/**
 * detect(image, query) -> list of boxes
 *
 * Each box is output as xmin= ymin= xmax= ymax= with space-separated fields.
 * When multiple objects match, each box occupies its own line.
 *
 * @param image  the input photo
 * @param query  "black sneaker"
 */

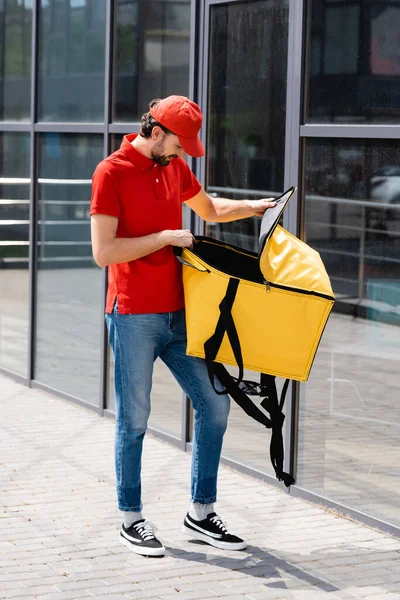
xmin=183 ymin=512 xmax=247 ymax=550
xmin=120 ymin=519 xmax=165 ymax=557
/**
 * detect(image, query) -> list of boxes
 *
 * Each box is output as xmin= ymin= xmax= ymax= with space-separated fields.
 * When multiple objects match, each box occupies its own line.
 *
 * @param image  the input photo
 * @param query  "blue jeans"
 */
xmin=105 ymin=306 xmax=230 ymax=511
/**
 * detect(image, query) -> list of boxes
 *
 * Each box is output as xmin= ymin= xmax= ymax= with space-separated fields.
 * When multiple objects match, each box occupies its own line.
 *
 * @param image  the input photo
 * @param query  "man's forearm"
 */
xmin=207 ymin=197 xmax=254 ymax=222
xmin=185 ymin=190 xmax=276 ymax=222
xmin=96 ymin=231 xmax=170 ymax=268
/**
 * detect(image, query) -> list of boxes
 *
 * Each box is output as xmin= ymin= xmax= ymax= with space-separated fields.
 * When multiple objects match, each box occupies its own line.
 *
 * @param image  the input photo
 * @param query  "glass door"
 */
xmin=198 ymin=0 xmax=291 ymax=475
xmin=201 ymin=0 xmax=289 ymax=250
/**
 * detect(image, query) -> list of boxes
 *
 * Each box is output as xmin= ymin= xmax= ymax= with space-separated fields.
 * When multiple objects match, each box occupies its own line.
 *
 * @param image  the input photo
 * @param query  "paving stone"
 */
xmin=0 ymin=581 xmax=24 ymax=591
xmin=4 ymin=585 xmax=62 ymax=597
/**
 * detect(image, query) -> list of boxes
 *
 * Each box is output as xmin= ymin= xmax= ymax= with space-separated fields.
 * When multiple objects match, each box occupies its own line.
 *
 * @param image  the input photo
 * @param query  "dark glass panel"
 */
xmin=305 ymin=139 xmax=400 ymax=307
xmin=0 ymin=0 xmax=32 ymax=120
xmin=113 ymin=0 xmax=190 ymax=122
xmin=35 ymin=133 xmax=104 ymax=404
xmin=297 ymin=138 xmax=400 ymax=527
xmin=0 ymin=132 xmax=30 ymax=376
xmin=39 ymin=0 xmax=106 ymax=121
xmin=307 ymin=0 xmax=400 ymax=123
xmin=206 ymin=0 xmax=289 ymax=255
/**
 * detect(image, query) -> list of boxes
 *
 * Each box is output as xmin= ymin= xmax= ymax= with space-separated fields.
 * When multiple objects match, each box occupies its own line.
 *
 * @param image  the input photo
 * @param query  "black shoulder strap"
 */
xmin=260 ymin=375 xmax=294 ymax=487
xmin=203 ymin=277 xmax=295 ymax=487
xmin=204 ymin=277 xmax=244 ymax=395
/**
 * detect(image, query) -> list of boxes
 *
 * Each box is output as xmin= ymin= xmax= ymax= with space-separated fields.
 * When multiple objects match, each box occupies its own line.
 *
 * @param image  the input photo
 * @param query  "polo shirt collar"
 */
xmin=121 ymin=134 xmax=154 ymax=171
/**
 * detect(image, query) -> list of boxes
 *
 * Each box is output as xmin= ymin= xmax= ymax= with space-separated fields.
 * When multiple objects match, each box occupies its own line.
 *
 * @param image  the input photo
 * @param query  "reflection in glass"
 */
xmin=0 ymin=1 xmax=32 ymax=120
xmin=35 ymin=134 xmax=104 ymax=404
xmin=298 ymin=139 xmax=400 ymax=526
xmin=0 ymin=133 xmax=30 ymax=376
xmin=39 ymin=0 xmax=106 ymax=121
xmin=205 ymin=1 xmax=289 ymax=476
xmin=206 ymin=0 xmax=289 ymax=252
xmin=307 ymin=0 xmax=400 ymax=123
xmin=305 ymin=139 xmax=400 ymax=310
xmin=113 ymin=0 xmax=190 ymax=122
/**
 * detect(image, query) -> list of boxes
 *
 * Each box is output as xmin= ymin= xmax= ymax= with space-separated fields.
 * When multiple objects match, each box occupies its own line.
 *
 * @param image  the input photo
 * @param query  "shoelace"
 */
xmin=210 ymin=514 xmax=228 ymax=533
xmin=133 ymin=520 xmax=157 ymax=541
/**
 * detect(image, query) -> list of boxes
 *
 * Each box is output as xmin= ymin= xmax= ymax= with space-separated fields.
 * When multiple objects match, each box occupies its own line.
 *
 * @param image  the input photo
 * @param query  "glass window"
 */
xmin=298 ymin=139 xmax=400 ymax=526
xmin=113 ymin=0 xmax=191 ymax=122
xmin=0 ymin=0 xmax=32 ymax=121
xmin=206 ymin=0 xmax=289 ymax=253
xmin=307 ymin=1 xmax=400 ymax=123
xmin=0 ymin=133 xmax=30 ymax=376
xmin=106 ymin=135 xmax=183 ymax=438
xmin=38 ymin=0 xmax=107 ymax=121
xmin=35 ymin=134 xmax=104 ymax=404
xmin=205 ymin=0 xmax=289 ymax=476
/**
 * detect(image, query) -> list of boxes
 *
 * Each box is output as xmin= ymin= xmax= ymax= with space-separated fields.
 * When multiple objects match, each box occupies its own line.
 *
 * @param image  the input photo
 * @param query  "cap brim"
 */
xmin=178 ymin=134 xmax=205 ymax=158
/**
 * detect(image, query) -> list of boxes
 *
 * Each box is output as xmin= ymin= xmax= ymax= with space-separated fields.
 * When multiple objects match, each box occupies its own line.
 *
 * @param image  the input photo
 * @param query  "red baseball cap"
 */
xmin=149 ymin=95 xmax=205 ymax=158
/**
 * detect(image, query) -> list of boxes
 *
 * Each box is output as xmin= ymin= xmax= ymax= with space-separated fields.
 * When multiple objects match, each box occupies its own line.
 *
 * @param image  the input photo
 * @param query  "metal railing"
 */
xmin=0 ymin=177 xmax=92 ymax=265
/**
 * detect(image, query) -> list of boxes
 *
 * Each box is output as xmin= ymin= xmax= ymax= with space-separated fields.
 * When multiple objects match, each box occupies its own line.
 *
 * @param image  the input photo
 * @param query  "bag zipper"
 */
xmin=262 ymin=277 xmax=334 ymax=301
xmin=189 ymin=238 xmax=335 ymax=302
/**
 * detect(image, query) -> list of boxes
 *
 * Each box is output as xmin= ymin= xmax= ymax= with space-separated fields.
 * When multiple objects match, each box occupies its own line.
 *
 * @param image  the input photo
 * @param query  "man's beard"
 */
xmin=151 ymin=138 xmax=178 ymax=167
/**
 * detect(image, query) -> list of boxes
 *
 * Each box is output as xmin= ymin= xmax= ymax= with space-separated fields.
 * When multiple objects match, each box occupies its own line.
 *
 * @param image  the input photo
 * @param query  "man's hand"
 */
xmin=247 ymin=198 xmax=277 ymax=216
xmin=165 ymin=229 xmax=195 ymax=248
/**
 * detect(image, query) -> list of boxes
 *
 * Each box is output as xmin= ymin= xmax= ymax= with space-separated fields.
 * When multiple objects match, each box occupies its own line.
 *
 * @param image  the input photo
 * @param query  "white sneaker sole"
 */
xmin=120 ymin=533 xmax=165 ymax=557
xmin=182 ymin=524 xmax=247 ymax=551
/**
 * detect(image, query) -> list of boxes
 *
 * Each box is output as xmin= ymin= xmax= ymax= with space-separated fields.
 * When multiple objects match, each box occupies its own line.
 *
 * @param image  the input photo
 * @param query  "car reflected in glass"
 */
xmin=371 ymin=166 xmax=400 ymax=205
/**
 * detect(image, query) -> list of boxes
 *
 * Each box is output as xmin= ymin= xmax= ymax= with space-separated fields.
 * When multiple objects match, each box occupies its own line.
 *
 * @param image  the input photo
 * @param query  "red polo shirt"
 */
xmin=90 ymin=134 xmax=202 ymax=314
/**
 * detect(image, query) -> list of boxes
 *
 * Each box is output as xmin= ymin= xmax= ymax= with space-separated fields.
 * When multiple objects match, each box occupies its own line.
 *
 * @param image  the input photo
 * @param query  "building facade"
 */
xmin=0 ymin=0 xmax=399 ymax=535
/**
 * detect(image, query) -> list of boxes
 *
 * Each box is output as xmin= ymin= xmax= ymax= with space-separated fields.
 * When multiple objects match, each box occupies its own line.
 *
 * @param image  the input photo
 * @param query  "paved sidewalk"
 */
xmin=1 ymin=375 xmax=399 ymax=600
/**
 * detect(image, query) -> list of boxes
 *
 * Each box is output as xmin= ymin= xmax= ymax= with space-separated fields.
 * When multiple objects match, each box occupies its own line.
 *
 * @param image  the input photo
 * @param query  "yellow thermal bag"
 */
xmin=176 ymin=187 xmax=335 ymax=486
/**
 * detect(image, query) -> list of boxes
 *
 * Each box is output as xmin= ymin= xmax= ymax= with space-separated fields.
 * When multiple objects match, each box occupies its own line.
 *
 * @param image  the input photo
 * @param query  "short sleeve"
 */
xmin=90 ymin=162 xmax=121 ymax=218
xmin=180 ymin=159 xmax=202 ymax=202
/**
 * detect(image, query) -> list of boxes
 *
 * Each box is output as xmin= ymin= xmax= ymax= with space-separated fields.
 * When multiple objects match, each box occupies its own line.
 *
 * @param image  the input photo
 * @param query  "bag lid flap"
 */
xmin=258 ymin=186 xmax=296 ymax=260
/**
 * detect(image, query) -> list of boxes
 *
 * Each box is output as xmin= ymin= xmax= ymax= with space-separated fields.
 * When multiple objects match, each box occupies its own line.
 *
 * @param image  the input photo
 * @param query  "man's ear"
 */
xmin=151 ymin=126 xmax=164 ymax=141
